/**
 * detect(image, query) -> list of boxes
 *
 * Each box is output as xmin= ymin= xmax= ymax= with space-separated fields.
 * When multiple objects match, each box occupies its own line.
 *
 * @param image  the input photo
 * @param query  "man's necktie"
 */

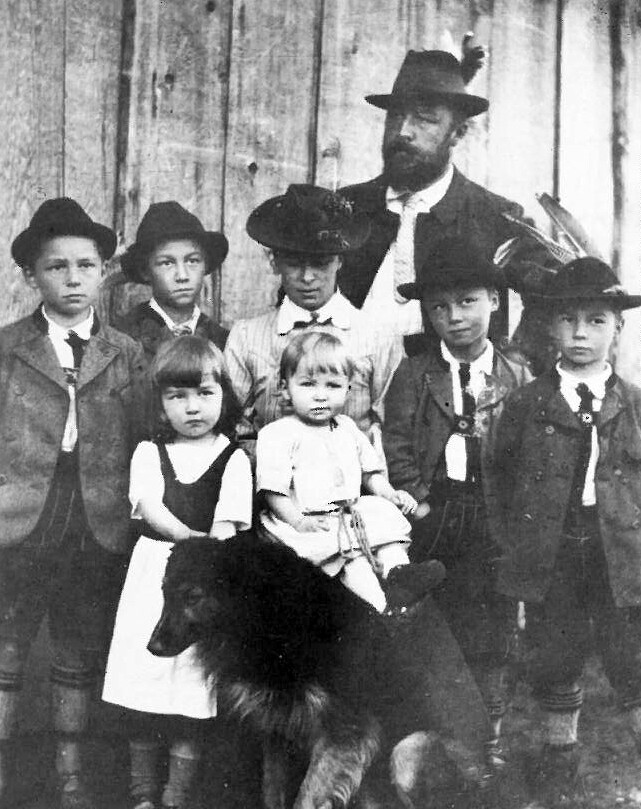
xmin=172 ymin=324 xmax=193 ymax=336
xmin=393 ymin=194 xmax=417 ymax=302
xmin=65 ymin=330 xmax=88 ymax=369
xmin=458 ymin=363 xmax=481 ymax=482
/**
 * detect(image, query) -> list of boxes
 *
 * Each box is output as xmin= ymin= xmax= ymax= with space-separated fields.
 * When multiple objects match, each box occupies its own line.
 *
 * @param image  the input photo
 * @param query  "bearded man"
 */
xmin=339 ymin=48 xmax=524 ymax=348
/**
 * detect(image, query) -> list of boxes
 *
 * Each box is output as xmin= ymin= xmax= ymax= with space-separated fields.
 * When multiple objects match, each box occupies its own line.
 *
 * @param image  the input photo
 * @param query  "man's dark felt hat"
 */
xmin=11 ymin=197 xmax=117 ymax=268
xmin=246 ymin=184 xmax=371 ymax=255
xmin=365 ymin=50 xmax=489 ymax=118
xmin=121 ymin=202 xmax=229 ymax=284
xmin=398 ymin=238 xmax=504 ymax=300
xmin=532 ymin=257 xmax=641 ymax=310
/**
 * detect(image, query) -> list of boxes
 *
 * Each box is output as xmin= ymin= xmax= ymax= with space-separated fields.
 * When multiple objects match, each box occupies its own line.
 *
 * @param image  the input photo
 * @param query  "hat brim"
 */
xmin=246 ymin=203 xmax=371 ymax=255
xmin=531 ymin=291 xmax=641 ymax=311
xmin=398 ymin=269 xmax=505 ymax=300
xmin=11 ymin=221 xmax=117 ymax=268
xmin=120 ymin=230 xmax=229 ymax=284
xmin=365 ymin=89 xmax=489 ymax=118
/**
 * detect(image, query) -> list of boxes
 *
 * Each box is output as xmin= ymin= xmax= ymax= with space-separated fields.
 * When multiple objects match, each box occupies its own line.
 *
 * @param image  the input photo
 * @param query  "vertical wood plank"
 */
xmin=115 ymin=0 xmax=233 ymax=322
xmin=220 ymin=0 xmax=323 ymax=326
xmin=64 ymin=0 xmax=123 ymax=227
xmin=0 ymin=0 xmax=65 ymax=324
xmin=557 ymin=0 xmax=614 ymax=259
xmin=486 ymin=0 xmax=558 ymax=222
xmin=315 ymin=0 xmax=416 ymax=190
xmin=611 ymin=1 xmax=641 ymax=382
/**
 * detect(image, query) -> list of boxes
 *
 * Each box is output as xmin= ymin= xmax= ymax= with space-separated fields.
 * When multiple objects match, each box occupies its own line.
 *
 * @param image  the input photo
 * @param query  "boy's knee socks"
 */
xmin=130 ymin=739 xmax=161 ymax=802
xmin=161 ymin=742 xmax=201 ymax=808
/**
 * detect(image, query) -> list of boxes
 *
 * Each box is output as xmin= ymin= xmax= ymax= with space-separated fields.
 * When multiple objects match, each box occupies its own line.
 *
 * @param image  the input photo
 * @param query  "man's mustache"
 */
xmin=383 ymin=141 xmax=420 ymax=161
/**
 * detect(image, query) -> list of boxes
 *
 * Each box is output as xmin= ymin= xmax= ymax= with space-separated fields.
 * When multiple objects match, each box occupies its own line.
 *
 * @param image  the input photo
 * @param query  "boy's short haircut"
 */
xmin=151 ymin=335 xmax=239 ymax=439
xmin=279 ymin=331 xmax=355 ymax=383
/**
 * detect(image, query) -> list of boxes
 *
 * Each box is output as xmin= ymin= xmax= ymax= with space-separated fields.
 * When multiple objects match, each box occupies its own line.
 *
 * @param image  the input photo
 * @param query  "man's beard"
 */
xmin=382 ymin=143 xmax=449 ymax=192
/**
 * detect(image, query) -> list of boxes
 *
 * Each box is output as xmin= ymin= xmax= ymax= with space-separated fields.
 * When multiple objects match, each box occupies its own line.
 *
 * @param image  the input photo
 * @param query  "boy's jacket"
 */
xmin=0 ymin=312 xmax=147 ymax=552
xmin=384 ymin=346 xmax=531 ymax=544
xmin=495 ymin=369 xmax=641 ymax=606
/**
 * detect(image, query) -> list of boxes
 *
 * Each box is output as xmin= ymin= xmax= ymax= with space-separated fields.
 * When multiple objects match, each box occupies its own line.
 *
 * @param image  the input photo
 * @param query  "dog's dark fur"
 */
xmin=149 ymin=532 xmax=490 ymax=809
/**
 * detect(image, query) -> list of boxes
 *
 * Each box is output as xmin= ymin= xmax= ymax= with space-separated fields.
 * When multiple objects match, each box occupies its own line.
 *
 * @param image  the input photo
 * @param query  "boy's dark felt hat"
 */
xmin=121 ymin=202 xmax=229 ymax=284
xmin=246 ymin=184 xmax=370 ymax=255
xmin=11 ymin=197 xmax=117 ymax=268
xmin=533 ymin=257 xmax=641 ymax=310
xmin=398 ymin=238 xmax=504 ymax=300
xmin=365 ymin=50 xmax=489 ymax=118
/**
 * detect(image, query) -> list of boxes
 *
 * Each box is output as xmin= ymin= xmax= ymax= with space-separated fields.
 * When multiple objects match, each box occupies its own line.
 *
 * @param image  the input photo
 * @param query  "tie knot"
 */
xmin=65 ymin=331 xmax=88 ymax=368
xmin=576 ymin=382 xmax=594 ymax=408
xmin=458 ymin=363 xmax=471 ymax=388
xmin=172 ymin=324 xmax=193 ymax=336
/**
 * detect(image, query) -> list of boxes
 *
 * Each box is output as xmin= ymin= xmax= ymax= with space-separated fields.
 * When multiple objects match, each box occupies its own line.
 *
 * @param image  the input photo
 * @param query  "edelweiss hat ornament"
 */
xmin=11 ymin=198 xmax=117 ymax=268
xmin=246 ymin=184 xmax=370 ymax=255
xmin=121 ymin=202 xmax=229 ymax=284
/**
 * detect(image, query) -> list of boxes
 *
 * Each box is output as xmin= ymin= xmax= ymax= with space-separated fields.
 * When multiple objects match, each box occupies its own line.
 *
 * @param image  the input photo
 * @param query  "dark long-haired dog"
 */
xmin=149 ymin=532 xmax=491 ymax=808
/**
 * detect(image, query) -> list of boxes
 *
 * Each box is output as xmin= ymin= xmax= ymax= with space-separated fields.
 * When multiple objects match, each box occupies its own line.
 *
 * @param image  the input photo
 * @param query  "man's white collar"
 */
xmin=441 ymin=339 xmax=494 ymax=374
xmin=386 ymin=163 xmax=455 ymax=210
xmin=43 ymin=306 xmax=94 ymax=340
xmin=149 ymin=297 xmax=201 ymax=332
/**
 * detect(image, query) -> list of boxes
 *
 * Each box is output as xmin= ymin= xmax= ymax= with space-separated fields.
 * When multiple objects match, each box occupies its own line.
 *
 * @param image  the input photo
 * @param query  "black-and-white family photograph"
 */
xmin=0 ymin=1 xmax=640 ymax=807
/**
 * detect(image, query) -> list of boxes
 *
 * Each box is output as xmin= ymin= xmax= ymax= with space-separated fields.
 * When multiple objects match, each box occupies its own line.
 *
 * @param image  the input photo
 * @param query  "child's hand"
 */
xmin=391 ymin=490 xmax=418 ymax=516
xmin=295 ymin=515 xmax=331 ymax=532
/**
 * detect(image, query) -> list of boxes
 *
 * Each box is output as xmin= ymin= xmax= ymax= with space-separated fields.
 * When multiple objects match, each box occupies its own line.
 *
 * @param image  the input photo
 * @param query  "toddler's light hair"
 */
xmin=279 ymin=331 xmax=354 ymax=383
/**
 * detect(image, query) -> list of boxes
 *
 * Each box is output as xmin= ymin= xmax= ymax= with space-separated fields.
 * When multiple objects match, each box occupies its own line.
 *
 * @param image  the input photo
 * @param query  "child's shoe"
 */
xmin=385 ymin=559 xmax=446 ymax=614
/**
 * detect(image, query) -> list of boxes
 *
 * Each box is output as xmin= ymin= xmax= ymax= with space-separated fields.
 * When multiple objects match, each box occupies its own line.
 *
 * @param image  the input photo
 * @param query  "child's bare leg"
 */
xmin=340 ymin=557 xmax=387 ymax=613
xmin=162 ymin=736 xmax=202 ymax=809
xmin=374 ymin=543 xmax=411 ymax=577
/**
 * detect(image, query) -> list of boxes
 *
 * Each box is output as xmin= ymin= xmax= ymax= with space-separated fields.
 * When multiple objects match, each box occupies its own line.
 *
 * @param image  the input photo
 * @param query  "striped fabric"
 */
xmin=224 ymin=295 xmax=403 ymax=442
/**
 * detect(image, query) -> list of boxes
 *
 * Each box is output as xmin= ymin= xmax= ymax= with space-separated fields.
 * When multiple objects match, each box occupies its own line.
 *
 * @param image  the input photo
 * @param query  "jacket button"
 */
xmin=545 ymin=425 xmax=555 ymax=435
xmin=0 ymin=474 xmax=7 ymax=485
xmin=522 ymin=513 xmax=533 ymax=521
xmin=614 ymin=468 xmax=623 ymax=477
xmin=534 ymin=471 xmax=544 ymax=481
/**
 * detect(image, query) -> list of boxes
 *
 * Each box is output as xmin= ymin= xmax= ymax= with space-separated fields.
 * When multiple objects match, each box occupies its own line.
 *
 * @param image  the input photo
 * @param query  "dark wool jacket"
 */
xmin=494 ymin=370 xmax=641 ymax=607
xmin=338 ymin=169 xmax=523 ymax=309
xmin=114 ymin=301 xmax=228 ymax=360
xmin=0 ymin=312 xmax=147 ymax=552
xmin=383 ymin=346 xmax=531 ymax=544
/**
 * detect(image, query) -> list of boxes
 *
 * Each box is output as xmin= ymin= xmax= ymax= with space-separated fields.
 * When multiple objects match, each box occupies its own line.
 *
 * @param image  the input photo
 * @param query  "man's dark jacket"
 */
xmin=339 ymin=169 xmax=523 ymax=309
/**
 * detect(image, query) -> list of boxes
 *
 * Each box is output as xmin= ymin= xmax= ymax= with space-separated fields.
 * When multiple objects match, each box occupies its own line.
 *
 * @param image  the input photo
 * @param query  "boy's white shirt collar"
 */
xmin=386 ymin=163 xmax=454 ymax=211
xmin=42 ymin=305 xmax=95 ymax=343
xmin=556 ymin=361 xmax=612 ymax=410
xmin=148 ymin=297 xmax=201 ymax=333
xmin=277 ymin=292 xmax=351 ymax=334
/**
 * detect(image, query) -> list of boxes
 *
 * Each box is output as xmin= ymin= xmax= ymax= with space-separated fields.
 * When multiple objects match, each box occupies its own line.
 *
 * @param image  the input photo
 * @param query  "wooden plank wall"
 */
xmin=2 ymin=0 xmax=640 ymax=377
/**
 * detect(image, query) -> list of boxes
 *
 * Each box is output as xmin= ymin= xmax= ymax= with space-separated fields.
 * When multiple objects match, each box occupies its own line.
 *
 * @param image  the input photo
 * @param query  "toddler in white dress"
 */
xmin=257 ymin=331 xmax=442 ymax=613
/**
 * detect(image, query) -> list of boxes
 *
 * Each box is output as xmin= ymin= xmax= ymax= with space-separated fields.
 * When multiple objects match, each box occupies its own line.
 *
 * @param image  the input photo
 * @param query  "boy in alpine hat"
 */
xmin=494 ymin=257 xmax=641 ymax=803
xmin=0 ymin=198 xmax=147 ymax=808
xmin=383 ymin=236 xmax=531 ymax=770
xmin=116 ymin=201 xmax=229 ymax=358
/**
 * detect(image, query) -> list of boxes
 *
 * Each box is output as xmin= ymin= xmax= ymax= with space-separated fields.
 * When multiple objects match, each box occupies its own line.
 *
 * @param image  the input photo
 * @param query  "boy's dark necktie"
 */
xmin=458 ymin=363 xmax=481 ymax=483
xmin=572 ymin=382 xmax=595 ymax=508
xmin=65 ymin=330 xmax=88 ymax=369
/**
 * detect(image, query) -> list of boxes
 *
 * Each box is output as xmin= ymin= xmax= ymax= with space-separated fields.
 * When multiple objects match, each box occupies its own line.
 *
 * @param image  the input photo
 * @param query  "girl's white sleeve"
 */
xmin=212 ymin=448 xmax=253 ymax=530
xmin=129 ymin=441 xmax=165 ymax=518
